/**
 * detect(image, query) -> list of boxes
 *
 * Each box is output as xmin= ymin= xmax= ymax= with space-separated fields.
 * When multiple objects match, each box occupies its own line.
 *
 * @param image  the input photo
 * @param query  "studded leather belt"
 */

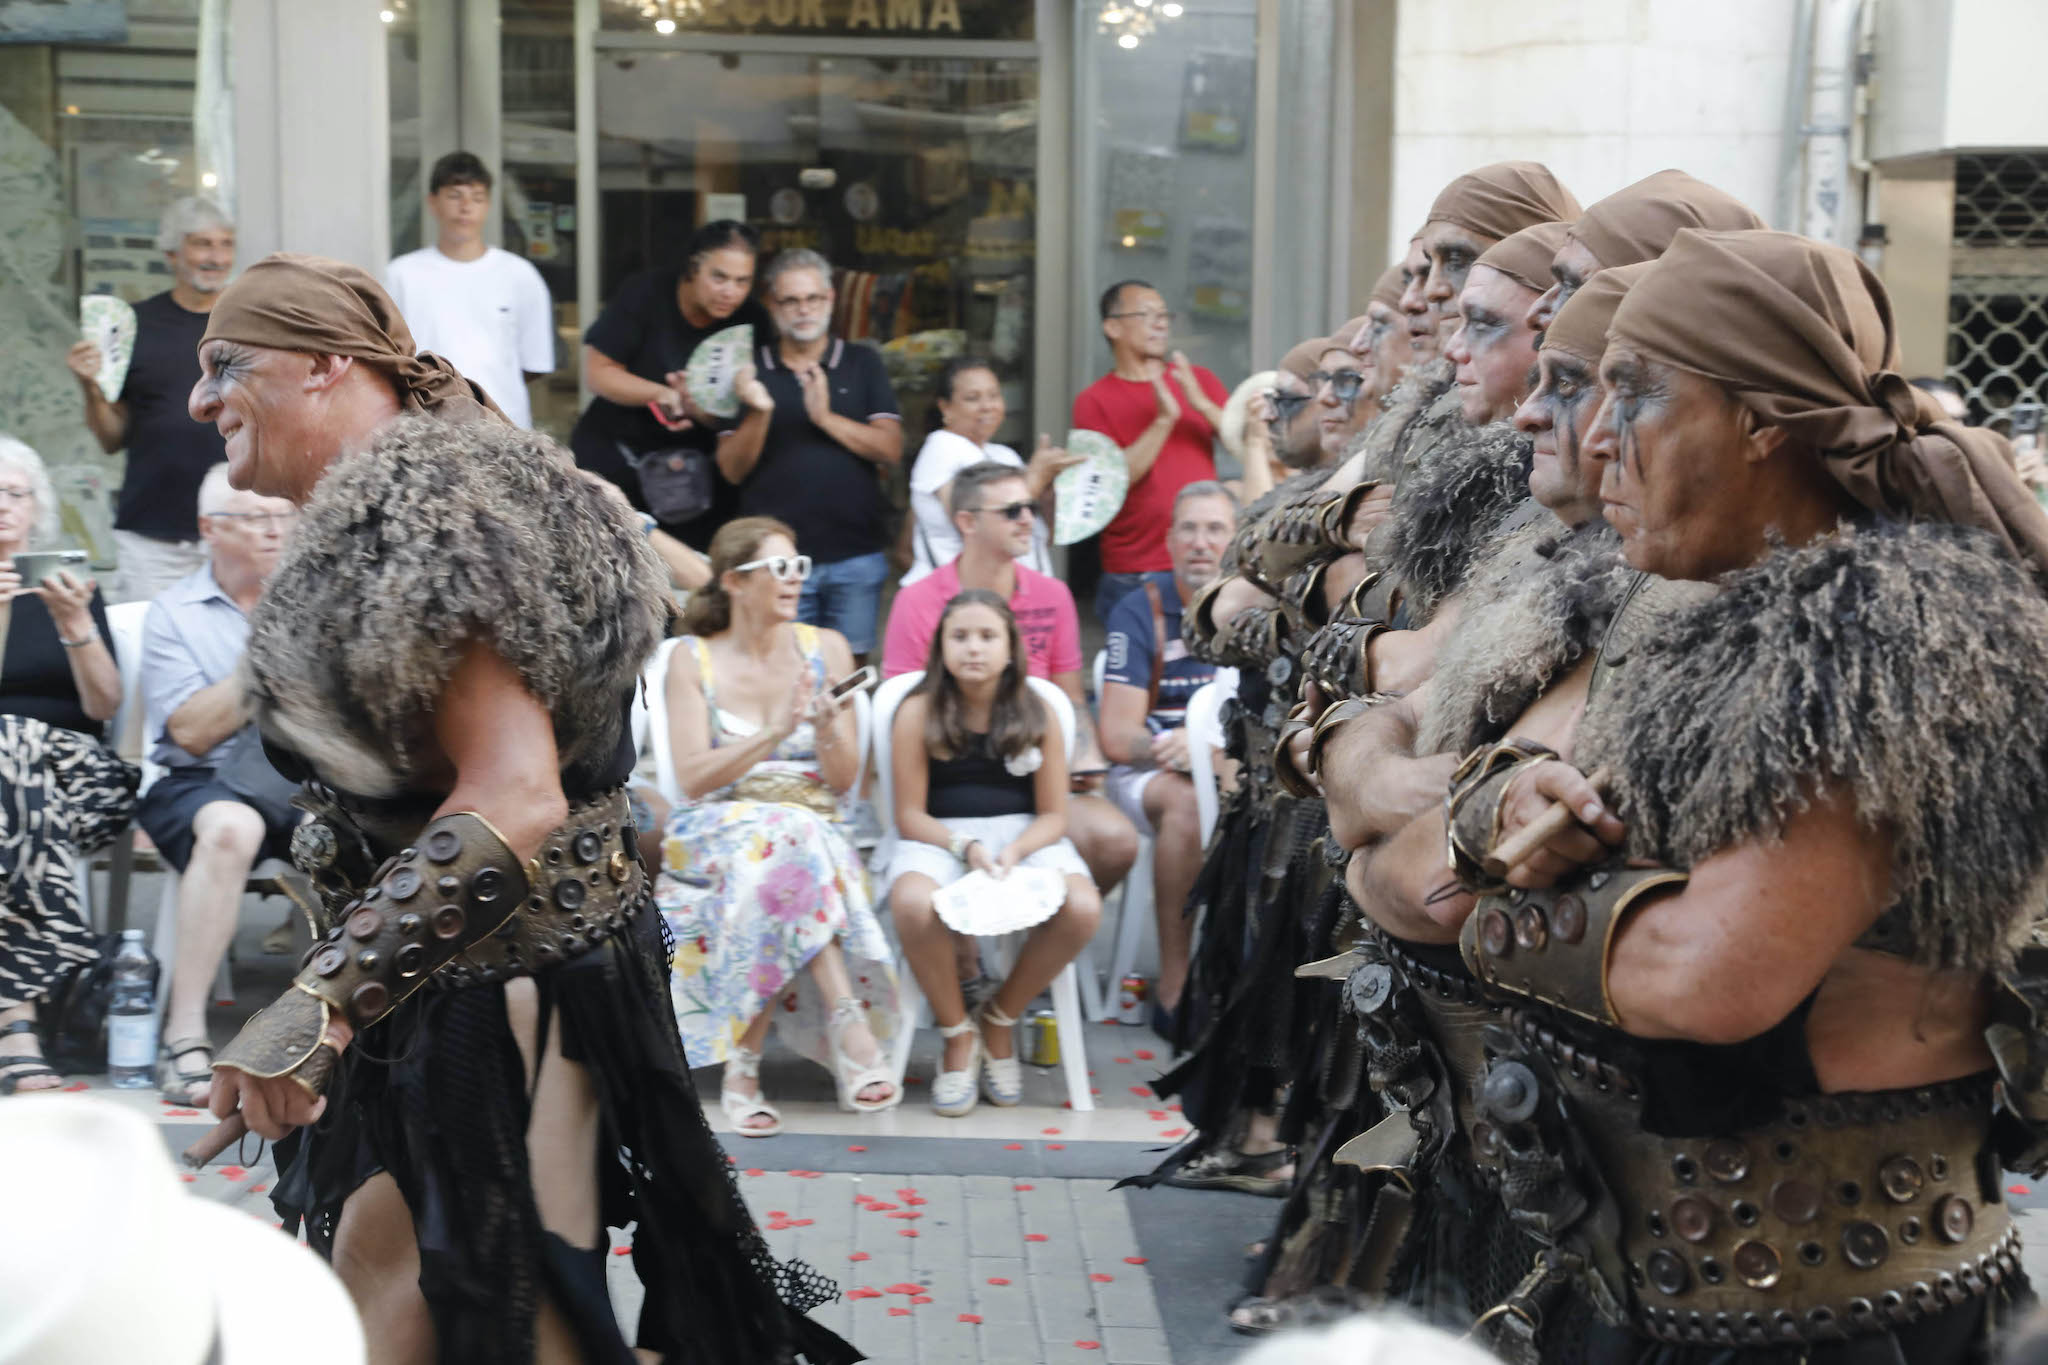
xmin=1462 ymin=1008 xmax=2015 ymax=1348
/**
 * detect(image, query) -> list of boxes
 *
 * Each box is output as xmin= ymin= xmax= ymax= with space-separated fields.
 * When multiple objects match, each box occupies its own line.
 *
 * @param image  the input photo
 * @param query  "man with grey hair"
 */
xmin=1098 ymin=479 xmax=1235 ymax=1024
xmin=133 ymin=463 xmax=300 ymax=1106
xmin=716 ymin=246 xmax=902 ymax=659
xmin=64 ymin=195 xmax=235 ymax=602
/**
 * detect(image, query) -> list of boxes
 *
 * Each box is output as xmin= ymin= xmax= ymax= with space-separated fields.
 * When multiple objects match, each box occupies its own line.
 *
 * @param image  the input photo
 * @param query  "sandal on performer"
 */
xmin=719 ymin=1042 xmax=783 ymax=1138
xmin=931 ymin=1017 xmax=981 ymax=1118
xmin=977 ymin=1001 xmax=1023 ymax=1108
xmin=0 ymin=1018 xmax=62 ymax=1095
xmin=1227 ymin=1285 xmax=1368 ymax=1337
xmin=827 ymin=996 xmax=899 ymax=1114
xmin=1165 ymin=1145 xmax=1295 ymax=1197
xmin=159 ymin=1036 xmax=215 ymax=1106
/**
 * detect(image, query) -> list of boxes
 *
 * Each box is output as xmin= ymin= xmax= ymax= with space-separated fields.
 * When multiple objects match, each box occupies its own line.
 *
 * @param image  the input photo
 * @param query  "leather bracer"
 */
xmin=214 ymin=812 xmax=530 ymax=1096
xmin=1444 ymin=739 xmax=1557 ymax=889
xmin=1299 ymin=615 xmax=1389 ymax=700
xmin=1213 ymin=603 xmax=1292 ymax=671
xmin=1459 ymin=863 xmax=1689 ymax=1027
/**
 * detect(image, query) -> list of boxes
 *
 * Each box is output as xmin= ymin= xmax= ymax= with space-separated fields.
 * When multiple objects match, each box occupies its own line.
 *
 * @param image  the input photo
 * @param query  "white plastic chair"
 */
xmin=1085 ymin=649 xmax=1150 ymax=1021
xmin=871 ymin=669 xmax=1093 ymax=1112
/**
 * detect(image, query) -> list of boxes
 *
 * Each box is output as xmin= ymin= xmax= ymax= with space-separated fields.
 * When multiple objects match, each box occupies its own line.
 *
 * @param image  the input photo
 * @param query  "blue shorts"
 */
xmin=134 ymin=766 xmax=298 ymax=874
xmin=798 ymin=550 xmax=890 ymax=654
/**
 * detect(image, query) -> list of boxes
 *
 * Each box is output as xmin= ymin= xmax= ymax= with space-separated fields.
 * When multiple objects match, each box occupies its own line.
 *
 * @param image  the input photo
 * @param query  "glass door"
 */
xmin=594 ymin=46 xmax=1039 ymax=442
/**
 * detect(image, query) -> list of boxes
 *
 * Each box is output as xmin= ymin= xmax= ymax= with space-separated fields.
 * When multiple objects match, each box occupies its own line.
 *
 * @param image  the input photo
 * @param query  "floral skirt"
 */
xmin=657 ymin=798 xmax=899 ymax=1070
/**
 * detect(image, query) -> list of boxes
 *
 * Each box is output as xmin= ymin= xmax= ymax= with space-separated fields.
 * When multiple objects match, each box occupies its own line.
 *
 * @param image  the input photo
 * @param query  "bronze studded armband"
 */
xmin=213 ymin=812 xmax=529 ymax=1097
xmin=1459 ymin=864 xmax=1690 ymax=1027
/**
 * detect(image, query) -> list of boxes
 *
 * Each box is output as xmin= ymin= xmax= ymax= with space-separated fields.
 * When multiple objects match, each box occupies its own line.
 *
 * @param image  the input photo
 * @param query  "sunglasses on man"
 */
xmin=735 ymin=554 xmax=813 ymax=582
xmin=970 ymin=501 xmax=1036 ymax=522
xmin=1266 ymin=391 xmax=1314 ymax=426
xmin=1309 ymin=369 xmax=1368 ymax=405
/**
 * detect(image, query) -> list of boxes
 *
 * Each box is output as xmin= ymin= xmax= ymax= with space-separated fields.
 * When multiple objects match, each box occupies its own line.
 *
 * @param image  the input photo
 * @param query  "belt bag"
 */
xmin=623 ymin=442 xmax=715 ymax=525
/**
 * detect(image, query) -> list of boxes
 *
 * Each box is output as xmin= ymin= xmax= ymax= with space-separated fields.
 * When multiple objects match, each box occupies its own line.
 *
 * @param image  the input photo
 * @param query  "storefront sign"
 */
xmin=630 ymin=0 xmax=1032 ymax=40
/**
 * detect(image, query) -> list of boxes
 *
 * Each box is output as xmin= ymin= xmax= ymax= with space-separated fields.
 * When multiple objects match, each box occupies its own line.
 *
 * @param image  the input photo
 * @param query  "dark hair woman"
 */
xmin=902 ymin=357 xmax=1076 ymax=584
xmin=884 ymin=590 xmax=1101 ymax=1119
xmin=569 ymin=218 xmax=772 ymax=549
xmin=658 ymin=515 xmax=900 ymax=1137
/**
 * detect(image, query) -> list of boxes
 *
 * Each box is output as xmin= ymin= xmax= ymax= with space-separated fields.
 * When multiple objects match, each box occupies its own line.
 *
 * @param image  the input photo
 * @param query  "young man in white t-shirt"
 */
xmin=384 ymin=151 xmax=556 ymax=428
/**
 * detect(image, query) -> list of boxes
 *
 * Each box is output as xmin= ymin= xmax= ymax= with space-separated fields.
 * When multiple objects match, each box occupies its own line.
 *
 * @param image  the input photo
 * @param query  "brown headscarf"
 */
xmin=1367 ymin=262 xmax=1407 ymax=311
xmin=1425 ymin=162 xmax=1582 ymax=244
xmin=1332 ymin=316 xmax=1373 ymax=356
xmin=202 ymin=253 xmax=507 ymax=424
xmin=1611 ymin=228 xmax=2048 ymax=575
xmin=1278 ymin=335 xmax=1330 ymax=384
xmin=1541 ymin=261 xmax=1651 ymax=369
xmin=1474 ymin=221 xmax=1573 ymax=295
xmin=1569 ymin=169 xmax=1765 ymax=271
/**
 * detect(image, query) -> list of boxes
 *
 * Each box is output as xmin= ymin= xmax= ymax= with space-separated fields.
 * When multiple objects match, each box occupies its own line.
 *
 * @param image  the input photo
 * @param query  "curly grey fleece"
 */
xmin=1378 ymin=418 xmax=1535 ymax=622
xmin=1415 ymin=519 xmax=1632 ymax=757
xmin=244 ymin=416 xmax=672 ymax=797
xmin=1574 ymin=523 xmax=2048 ymax=973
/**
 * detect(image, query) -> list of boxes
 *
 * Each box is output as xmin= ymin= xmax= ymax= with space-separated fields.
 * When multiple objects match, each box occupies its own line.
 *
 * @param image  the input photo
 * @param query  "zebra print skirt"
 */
xmin=0 ymin=714 xmax=137 ymax=1009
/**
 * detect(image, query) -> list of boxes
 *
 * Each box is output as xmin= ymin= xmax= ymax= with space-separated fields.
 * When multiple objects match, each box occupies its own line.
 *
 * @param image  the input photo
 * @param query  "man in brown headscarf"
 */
xmin=1332 ymin=226 xmax=2048 ymax=1362
xmin=1525 ymin=167 xmax=1763 ymax=331
xmin=1352 ymin=263 xmax=1413 ymax=404
xmin=1416 ymin=161 xmax=1581 ymax=349
xmin=1445 ymin=221 xmax=1570 ymax=426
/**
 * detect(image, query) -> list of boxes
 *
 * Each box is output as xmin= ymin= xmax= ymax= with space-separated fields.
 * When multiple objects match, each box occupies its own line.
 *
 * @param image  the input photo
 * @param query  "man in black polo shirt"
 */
xmin=65 ymin=196 xmax=234 ymax=603
xmin=716 ymin=247 xmax=902 ymax=660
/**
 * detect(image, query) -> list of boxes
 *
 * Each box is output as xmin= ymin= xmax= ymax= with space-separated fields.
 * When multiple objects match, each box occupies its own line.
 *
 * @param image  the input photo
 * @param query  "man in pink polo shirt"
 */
xmin=883 ymin=461 xmax=1137 ymax=894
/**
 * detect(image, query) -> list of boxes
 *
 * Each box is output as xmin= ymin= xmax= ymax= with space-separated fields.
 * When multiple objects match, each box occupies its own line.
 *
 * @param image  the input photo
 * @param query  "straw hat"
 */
xmin=0 ymin=1096 xmax=365 ymax=1365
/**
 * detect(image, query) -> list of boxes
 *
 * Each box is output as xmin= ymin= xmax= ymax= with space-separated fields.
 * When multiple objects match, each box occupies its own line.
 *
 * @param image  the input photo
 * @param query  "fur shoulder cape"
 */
xmin=1377 ymin=417 xmax=1534 ymax=623
xmin=245 ymin=416 xmax=672 ymax=797
xmin=1575 ymin=523 xmax=2048 ymax=973
xmin=1415 ymin=519 xmax=1630 ymax=757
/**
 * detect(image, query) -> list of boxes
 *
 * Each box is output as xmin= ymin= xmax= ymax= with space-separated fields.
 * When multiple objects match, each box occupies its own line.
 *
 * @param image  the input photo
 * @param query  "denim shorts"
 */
xmin=798 ymin=550 xmax=891 ymax=654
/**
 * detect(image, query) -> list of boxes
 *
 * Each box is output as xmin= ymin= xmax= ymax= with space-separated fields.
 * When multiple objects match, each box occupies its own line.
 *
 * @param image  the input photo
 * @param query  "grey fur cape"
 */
xmin=1575 ymin=523 xmax=2048 ymax=973
xmin=1377 ymin=417 xmax=1535 ymax=623
xmin=244 ymin=416 xmax=672 ymax=797
xmin=1415 ymin=518 xmax=1632 ymax=757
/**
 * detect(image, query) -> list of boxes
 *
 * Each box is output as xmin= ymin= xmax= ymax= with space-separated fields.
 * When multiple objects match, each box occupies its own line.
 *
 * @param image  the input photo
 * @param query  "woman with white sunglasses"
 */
xmin=654 ymin=516 xmax=901 ymax=1135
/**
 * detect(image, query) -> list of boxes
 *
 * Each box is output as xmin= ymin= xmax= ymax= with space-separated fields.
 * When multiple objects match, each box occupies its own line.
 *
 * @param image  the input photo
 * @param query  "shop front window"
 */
xmin=595 ymin=45 xmax=1039 ymax=442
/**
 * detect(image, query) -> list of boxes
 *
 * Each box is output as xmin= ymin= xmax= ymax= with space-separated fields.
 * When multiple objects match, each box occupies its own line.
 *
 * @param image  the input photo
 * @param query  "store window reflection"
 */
xmin=502 ymin=0 xmax=579 ymax=438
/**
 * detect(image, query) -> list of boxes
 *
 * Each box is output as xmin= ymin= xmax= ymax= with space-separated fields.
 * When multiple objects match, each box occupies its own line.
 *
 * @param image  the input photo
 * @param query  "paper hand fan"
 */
xmin=1053 ymin=429 xmax=1129 ymax=546
xmin=683 ymin=323 xmax=755 ymax=420
xmin=931 ymin=867 xmax=1068 ymax=935
xmin=80 ymin=294 xmax=137 ymax=403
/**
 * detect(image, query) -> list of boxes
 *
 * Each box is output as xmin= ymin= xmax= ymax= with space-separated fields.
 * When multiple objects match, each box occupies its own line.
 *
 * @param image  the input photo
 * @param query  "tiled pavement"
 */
xmin=60 ymin=870 xmax=2048 ymax=1362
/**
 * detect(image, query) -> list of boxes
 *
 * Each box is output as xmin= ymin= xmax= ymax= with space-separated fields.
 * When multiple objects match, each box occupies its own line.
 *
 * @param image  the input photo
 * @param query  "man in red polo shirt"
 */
xmin=1072 ymin=280 xmax=1230 ymax=623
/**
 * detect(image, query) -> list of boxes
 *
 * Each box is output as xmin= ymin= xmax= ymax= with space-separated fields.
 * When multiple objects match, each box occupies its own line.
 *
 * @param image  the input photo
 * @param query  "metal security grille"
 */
xmin=1948 ymin=153 xmax=2048 ymax=425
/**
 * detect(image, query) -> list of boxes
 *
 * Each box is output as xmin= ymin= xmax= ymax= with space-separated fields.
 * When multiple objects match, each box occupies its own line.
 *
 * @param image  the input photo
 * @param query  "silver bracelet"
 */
xmin=58 ymin=630 xmax=99 ymax=649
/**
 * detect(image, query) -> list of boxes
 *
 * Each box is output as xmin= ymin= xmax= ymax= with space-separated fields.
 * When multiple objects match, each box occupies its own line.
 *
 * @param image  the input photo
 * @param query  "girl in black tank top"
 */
xmin=884 ymin=590 xmax=1104 ymax=1118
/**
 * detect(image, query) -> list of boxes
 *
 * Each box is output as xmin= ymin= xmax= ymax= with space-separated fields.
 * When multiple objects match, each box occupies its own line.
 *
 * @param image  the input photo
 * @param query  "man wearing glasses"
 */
xmin=134 ymin=466 xmax=304 ymax=1107
xmin=1072 ymin=280 xmax=1230 ymax=624
xmin=717 ymin=247 xmax=902 ymax=662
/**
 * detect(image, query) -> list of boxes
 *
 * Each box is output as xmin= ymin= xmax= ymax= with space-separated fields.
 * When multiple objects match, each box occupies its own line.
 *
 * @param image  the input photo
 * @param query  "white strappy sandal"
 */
xmin=978 ymin=1001 xmax=1024 ymax=1107
xmin=828 ymin=996 xmax=900 ymax=1113
xmin=931 ymin=1016 xmax=982 ymax=1118
xmin=720 ymin=1042 xmax=783 ymax=1138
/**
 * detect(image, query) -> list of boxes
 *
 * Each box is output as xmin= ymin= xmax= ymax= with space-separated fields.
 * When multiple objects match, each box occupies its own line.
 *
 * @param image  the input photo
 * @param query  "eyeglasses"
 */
xmin=1109 ymin=309 xmax=1175 ymax=327
xmin=0 ymin=487 xmax=34 ymax=504
xmin=735 ymin=553 xmax=812 ymax=582
xmin=969 ymin=501 xmax=1035 ymax=522
xmin=773 ymin=293 xmax=832 ymax=313
xmin=1266 ymin=392 xmax=1314 ymax=425
xmin=206 ymin=511 xmax=299 ymax=529
xmin=1310 ymin=369 xmax=1368 ymax=404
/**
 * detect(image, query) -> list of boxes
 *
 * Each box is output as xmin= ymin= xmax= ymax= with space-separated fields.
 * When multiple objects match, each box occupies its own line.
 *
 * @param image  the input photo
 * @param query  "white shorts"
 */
xmin=1104 ymin=765 xmax=1164 ymax=837
xmin=884 ymin=812 xmax=1091 ymax=894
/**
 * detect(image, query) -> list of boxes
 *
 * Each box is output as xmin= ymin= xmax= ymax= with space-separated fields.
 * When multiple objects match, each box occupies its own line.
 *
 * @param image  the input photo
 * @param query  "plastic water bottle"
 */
xmin=107 ymin=929 xmax=158 ymax=1089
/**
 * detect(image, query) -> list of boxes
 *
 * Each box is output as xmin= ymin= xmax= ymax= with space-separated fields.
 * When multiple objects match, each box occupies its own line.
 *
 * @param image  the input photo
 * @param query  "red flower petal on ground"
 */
xmin=1113 ymin=1056 xmax=1132 ymax=1064
xmin=63 ymin=1082 xmax=88 ymax=1092
xmin=1124 ymin=1256 xmax=1149 ymax=1265
xmin=888 ymin=1307 xmax=912 ymax=1317
xmin=1014 ymin=1183 xmax=1035 ymax=1192
xmin=770 ymin=1210 xmax=789 ymax=1218
xmin=219 ymin=1166 xmax=246 ymax=1180
xmin=848 ymin=1145 xmax=867 ymax=1152
xmin=958 ymin=1313 xmax=984 ymax=1324
xmin=866 ymin=1201 xmax=900 ymax=1211
xmin=1129 ymin=1087 xmax=1150 ymax=1096
xmin=1160 ymin=1127 xmax=1188 ymax=1138
xmin=744 ymin=1168 xmax=765 ymax=1177
xmin=1090 ymin=1273 xmax=1114 ymax=1282
xmin=1133 ymin=1050 xmax=1155 ymax=1061
xmin=896 ymin=1187 xmax=919 ymax=1198
xmin=987 ymin=1277 xmax=1011 ymax=1286
xmin=250 ymin=1184 xmax=268 ymax=1193
xmin=1048 ymin=1144 xmax=1065 ymax=1150
xmin=793 ymin=1169 xmax=823 ymax=1179
xmin=613 ymin=1246 xmax=633 ymax=1256
xmin=179 ymin=1174 xmax=197 ymax=1183
xmin=1041 ymin=1127 xmax=1061 ymax=1135
xmin=904 ymin=1196 xmax=927 ymax=1206
xmin=887 ymin=1212 xmax=921 ymax=1220
xmin=912 ymin=1295 xmax=933 ymax=1305
xmin=1025 ymin=1233 xmax=1049 ymax=1242
xmin=849 ymin=1252 xmax=871 ymax=1262
xmin=164 ymin=1108 xmax=199 ymax=1116
xmin=1004 ymin=1143 xmax=1023 ymax=1151
xmin=899 ymin=1229 xmax=919 ymax=1238
xmin=1147 ymin=1109 xmax=1168 ymax=1120
xmin=2012 ymin=1184 xmax=2033 ymax=1196
xmin=886 ymin=1283 xmax=923 ymax=1294
xmin=792 ymin=1218 xmax=814 ymax=1227
xmin=848 ymin=1287 xmax=883 ymax=1299
xmin=1076 ymin=1341 xmax=1101 ymax=1350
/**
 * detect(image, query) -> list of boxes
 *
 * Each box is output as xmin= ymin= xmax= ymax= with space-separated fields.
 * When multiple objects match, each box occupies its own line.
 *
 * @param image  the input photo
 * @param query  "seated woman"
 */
xmin=657 ymin=516 xmax=900 ymax=1136
xmin=0 ymin=435 xmax=129 ymax=1093
xmin=886 ymin=590 xmax=1102 ymax=1117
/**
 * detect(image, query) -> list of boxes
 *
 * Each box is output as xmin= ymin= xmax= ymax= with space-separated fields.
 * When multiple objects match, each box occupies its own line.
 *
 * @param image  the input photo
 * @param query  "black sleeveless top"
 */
xmin=927 ymin=732 xmax=1036 ymax=820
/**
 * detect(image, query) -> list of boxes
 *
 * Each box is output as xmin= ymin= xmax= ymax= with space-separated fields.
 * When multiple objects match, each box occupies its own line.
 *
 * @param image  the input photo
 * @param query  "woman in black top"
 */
xmin=0 ymin=436 xmax=133 ymax=1093
xmin=885 ymin=590 xmax=1101 ymax=1119
xmin=570 ymin=219 xmax=774 ymax=549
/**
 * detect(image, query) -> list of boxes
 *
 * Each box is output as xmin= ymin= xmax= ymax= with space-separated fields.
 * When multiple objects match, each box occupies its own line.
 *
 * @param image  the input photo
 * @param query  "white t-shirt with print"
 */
xmin=384 ymin=245 xmax=555 ymax=428
xmin=904 ymin=429 xmax=1051 ymax=585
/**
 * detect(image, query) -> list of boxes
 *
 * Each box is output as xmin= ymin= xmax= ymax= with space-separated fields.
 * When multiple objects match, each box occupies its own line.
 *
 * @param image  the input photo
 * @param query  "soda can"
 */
xmin=1116 ymin=973 xmax=1150 ymax=1027
xmin=1023 ymin=1006 xmax=1061 ymax=1067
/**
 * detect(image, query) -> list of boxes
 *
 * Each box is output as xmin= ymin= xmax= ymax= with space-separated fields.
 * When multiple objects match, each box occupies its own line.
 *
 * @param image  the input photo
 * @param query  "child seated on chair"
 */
xmin=886 ymin=590 xmax=1102 ymax=1118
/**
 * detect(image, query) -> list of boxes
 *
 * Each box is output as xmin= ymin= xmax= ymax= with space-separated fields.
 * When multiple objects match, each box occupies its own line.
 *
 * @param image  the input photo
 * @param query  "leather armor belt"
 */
xmin=1462 ymin=1008 xmax=2016 ymax=1349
